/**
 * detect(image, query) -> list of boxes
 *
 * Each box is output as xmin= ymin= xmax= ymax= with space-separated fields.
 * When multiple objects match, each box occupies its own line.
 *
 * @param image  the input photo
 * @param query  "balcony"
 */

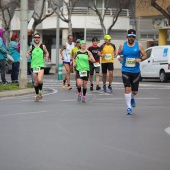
xmin=46 ymin=6 xmax=131 ymax=17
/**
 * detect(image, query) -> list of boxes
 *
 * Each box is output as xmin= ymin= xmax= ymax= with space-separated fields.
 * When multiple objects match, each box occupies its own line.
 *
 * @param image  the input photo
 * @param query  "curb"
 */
xmin=0 ymin=88 xmax=34 ymax=98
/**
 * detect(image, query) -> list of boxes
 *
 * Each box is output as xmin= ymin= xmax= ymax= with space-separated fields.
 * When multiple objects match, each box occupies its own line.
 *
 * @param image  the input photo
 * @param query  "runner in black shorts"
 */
xmin=117 ymin=29 xmax=146 ymax=115
xmin=87 ymin=37 xmax=101 ymax=91
xmin=98 ymin=35 xmax=116 ymax=93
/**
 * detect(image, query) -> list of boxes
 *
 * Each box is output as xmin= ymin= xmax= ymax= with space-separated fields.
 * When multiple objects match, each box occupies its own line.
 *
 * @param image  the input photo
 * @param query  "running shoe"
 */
xmin=126 ymin=108 xmax=132 ymax=115
xmin=39 ymin=90 xmax=43 ymax=100
xmin=77 ymin=92 xmax=82 ymax=101
xmin=68 ymin=85 xmax=72 ymax=90
xmin=62 ymin=83 xmax=66 ymax=88
xmin=82 ymin=96 xmax=86 ymax=103
xmin=103 ymin=85 xmax=107 ymax=92
xmin=131 ymin=98 xmax=136 ymax=108
xmin=96 ymin=85 xmax=101 ymax=90
xmin=90 ymin=84 xmax=93 ymax=91
xmin=34 ymin=95 xmax=40 ymax=102
xmin=108 ymin=85 xmax=113 ymax=93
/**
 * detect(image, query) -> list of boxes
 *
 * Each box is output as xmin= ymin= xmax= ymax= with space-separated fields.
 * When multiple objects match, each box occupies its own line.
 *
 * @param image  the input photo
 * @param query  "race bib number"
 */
xmin=93 ymin=62 xmax=100 ymax=67
xmin=105 ymin=54 xmax=112 ymax=60
xmin=79 ymin=71 xmax=87 ymax=77
xmin=125 ymin=58 xmax=136 ymax=67
xmin=33 ymin=67 xmax=40 ymax=73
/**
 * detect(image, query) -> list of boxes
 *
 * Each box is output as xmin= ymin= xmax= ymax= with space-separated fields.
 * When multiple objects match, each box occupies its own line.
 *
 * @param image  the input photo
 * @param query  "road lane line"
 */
xmin=0 ymin=111 xmax=47 ymax=117
xmin=165 ymin=127 xmax=170 ymax=135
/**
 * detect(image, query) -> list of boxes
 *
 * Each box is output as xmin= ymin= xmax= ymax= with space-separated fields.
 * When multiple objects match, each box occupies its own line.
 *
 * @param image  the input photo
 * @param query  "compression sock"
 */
xmin=34 ymin=85 xmax=39 ymax=95
xmin=38 ymin=83 xmax=43 ymax=91
xmin=83 ymin=88 xmax=87 ymax=96
xmin=124 ymin=92 xmax=131 ymax=108
xmin=77 ymin=87 xmax=81 ymax=93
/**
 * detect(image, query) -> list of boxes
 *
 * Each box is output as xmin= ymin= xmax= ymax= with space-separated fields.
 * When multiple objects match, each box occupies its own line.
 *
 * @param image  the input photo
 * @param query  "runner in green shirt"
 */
xmin=73 ymin=40 xmax=95 ymax=103
xmin=26 ymin=33 xmax=49 ymax=102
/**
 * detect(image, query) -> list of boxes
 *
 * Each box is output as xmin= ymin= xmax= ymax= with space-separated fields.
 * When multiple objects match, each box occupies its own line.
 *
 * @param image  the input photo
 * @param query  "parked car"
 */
xmin=44 ymin=61 xmax=52 ymax=74
xmin=6 ymin=61 xmax=12 ymax=74
xmin=0 ymin=60 xmax=12 ymax=74
xmin=140 ymin=46 xmax=170 ymax=82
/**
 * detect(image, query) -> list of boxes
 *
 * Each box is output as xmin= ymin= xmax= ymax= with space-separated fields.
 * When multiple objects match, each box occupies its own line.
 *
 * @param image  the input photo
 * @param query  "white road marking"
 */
xmin=0 ymin=111 xmax=47 ymax=117
xmin=165 ymin=127 xmax=170 ymax=135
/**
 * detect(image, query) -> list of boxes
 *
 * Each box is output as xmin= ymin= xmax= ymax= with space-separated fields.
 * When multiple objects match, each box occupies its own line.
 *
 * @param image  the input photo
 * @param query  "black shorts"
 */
xmin=31 ymin=67 xmax=44 ymax=72
xmin=122 ymin=72 xmax=141 ymax=91
xmin=101 ymin=63 xmax=114 ymax=74
xmin=76 ymin=71 xmax=89 ymax=81
xmin=90 ymin=64 xmax=100 ymax=75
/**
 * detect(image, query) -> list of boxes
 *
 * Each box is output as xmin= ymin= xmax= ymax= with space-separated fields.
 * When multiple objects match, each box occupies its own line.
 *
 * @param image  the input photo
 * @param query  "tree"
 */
xmin=49 ymin=0 xmax=79 ymax=35
xmin=31 ymin=0 xmax=55 ymax=33
xmin=87 ymin=0 xmax=130 ymax=35
xmin=151 ymin=0 xmax=170 ymax=24
xmin=137 ymin=0 xmax=170 ymax=24
xmin=0 ymin=0 xmax=20 ymax=46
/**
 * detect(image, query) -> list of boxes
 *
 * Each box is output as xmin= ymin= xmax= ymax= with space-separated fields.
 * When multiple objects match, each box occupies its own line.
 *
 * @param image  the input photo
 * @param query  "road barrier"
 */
xmin=58 ymin=64 xmax=63 ymax=80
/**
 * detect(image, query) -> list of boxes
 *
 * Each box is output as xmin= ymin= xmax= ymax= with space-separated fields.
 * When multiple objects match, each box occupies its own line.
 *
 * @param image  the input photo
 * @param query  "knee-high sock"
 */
xmin=131 ymin=92 xmax=134 ymax=99
xmin=38 ymin=83 xmax=43 ymax=91
xmin=124 ymin=92 xmax=131 ymax=108
xmin=83 ymin=88 xmax=87 ymax=96
xmin=34 ymin=85 xmax=39 ymax=95
xmin=77 ymin=87 xmax=81 ymax=93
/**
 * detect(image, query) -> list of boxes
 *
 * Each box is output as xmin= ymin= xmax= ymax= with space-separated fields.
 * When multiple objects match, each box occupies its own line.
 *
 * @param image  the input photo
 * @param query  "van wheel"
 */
xmin=160 ymin=70 xmax=167 ymax=82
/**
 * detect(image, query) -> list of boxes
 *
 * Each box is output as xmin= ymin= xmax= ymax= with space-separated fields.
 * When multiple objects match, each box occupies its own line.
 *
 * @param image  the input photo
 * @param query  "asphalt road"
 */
xmin=0 ymin=73 xmax=170 ymax=170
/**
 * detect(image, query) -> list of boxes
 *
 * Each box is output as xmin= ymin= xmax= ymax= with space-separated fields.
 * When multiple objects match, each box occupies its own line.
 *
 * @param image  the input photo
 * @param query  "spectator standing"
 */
xmin=0 ymin=29 xmax=8 ymax=84
xmin=9 ymin=33 xmax=20 ymax=83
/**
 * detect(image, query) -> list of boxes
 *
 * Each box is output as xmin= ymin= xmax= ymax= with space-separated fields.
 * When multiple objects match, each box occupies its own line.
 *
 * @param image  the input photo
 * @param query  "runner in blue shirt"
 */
xmin=117 ymin=29 xmax=146 ymax=115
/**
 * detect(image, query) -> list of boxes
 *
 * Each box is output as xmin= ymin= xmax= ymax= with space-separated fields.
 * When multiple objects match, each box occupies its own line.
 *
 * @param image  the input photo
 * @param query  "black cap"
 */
xmin=127 ymin=29 xmax=136 ymax=37
xmin=92 ymin=37 xmax=99 ymax=42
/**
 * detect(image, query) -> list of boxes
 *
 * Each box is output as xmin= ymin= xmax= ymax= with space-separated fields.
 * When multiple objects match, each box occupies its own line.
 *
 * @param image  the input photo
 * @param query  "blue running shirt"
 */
xmin=121 ymin=42 xmax=141 ymax=73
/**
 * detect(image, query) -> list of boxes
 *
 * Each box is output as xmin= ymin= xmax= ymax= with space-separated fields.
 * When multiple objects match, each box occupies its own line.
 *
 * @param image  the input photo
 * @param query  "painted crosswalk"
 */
xmin=42 ymin=79 xmax=170 ymax=90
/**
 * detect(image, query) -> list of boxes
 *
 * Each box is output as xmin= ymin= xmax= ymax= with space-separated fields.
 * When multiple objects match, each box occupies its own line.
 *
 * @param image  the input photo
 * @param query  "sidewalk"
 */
xmin=0 ymin=88 xmax=34 ymax=98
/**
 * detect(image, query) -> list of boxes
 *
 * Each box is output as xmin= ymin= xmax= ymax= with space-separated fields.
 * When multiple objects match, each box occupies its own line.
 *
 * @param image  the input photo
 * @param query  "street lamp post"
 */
xmin=19 ymin=0 xmax=28 ymax=88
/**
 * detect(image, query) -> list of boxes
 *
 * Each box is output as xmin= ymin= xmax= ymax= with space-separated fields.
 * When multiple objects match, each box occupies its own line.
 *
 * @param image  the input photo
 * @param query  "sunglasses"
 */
xmin=128 ymin=36 xmax=135 ymax=39
xmin=34 ymin=37 xmax=40 ymax=39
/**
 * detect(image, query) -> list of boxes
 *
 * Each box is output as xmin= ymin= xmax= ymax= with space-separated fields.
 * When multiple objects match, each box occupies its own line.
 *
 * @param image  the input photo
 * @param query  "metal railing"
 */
xmin=46 ymin=6 xmax=131 ymax=17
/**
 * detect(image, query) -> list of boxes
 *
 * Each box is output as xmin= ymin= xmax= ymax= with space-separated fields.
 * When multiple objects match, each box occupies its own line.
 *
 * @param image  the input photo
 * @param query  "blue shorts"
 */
xmin=63 ymin=61 xmax=73 ymax=66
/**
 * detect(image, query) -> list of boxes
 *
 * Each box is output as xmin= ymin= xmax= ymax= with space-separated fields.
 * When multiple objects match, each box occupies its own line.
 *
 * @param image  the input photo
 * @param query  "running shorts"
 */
xmin=90 ymin=64 xmax=100 ymax=75
xmin=122 ymin=72 xmax=141 ymax=91
xmin=101 ymin=63 xmax=114 ymax=74
xmin=76 ymin=71 xmax=89 ymax=81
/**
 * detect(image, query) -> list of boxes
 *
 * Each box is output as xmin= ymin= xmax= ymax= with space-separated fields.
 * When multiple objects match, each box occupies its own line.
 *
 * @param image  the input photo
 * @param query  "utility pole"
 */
xmin=19 ymin=0 xmax=28 ymax=88
xmin=56 ymin=2 xmax=61 ymax=80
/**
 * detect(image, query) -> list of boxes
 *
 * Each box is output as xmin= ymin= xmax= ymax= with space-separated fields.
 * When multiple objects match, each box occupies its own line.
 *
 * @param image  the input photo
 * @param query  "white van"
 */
xmin=140 ymin=46 xmax=170 ymax=82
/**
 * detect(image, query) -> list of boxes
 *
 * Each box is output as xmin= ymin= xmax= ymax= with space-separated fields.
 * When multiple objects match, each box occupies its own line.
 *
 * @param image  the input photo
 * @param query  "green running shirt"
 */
xmin=76 ymin=50 xmax=90 ymax=71
xmin=31 ymin=44 xmax=45 ymax=68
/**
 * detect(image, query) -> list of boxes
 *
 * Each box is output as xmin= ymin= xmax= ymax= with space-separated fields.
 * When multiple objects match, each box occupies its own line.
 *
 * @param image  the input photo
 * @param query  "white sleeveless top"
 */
xmin=64 ymin=42 xmax=74 ymax=62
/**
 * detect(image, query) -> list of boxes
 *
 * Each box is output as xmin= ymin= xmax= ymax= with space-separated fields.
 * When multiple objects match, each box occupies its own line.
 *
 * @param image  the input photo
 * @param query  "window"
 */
xmin=146 ymin=49 xmax=152 ymax=60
